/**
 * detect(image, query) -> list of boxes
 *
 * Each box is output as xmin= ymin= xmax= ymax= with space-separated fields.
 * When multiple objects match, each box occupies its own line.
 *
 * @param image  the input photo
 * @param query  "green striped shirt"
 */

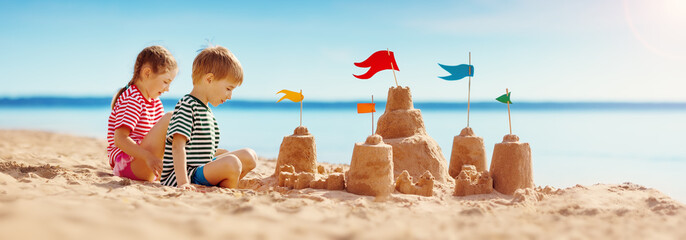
xmin=161 ymin=94 xmax=220 ymax=187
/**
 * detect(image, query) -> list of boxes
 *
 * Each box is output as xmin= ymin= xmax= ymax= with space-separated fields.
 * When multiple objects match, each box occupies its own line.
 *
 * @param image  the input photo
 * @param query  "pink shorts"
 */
xmin=112 ymin=153 xmax=144 ymax=181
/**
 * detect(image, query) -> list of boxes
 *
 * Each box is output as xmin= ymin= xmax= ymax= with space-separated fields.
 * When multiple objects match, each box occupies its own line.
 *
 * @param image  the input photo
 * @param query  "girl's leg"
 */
xmin=139 ymin=112 xmax=173 ymax=158
xmin=131 ymin=112 xmax=173 ymax=181
xmin=217 ymin=148 xmax=257 ymax=179
xmin=201 ymin=154 xmax=242 ymax=188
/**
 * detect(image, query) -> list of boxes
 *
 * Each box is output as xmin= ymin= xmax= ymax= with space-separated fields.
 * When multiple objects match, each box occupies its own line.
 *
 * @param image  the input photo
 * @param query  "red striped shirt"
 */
xmin=107 ymin=85 xmax=164 ymax=168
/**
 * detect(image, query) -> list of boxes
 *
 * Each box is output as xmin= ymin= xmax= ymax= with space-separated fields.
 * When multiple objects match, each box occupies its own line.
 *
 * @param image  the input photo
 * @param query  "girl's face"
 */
xmin=142 ymin=68 xmax=177 ymax=99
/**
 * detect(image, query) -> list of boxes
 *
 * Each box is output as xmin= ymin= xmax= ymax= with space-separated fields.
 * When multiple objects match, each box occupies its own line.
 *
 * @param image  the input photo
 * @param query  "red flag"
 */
xmin=353 ymin=50 xmax=399 ymax=79
xmin=357 ymin=103 xmax=376 ymax=113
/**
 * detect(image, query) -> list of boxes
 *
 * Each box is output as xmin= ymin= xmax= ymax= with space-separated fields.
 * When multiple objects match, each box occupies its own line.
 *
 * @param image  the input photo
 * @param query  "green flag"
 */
xmin=496 ymin=92 xmax=512 ymax=104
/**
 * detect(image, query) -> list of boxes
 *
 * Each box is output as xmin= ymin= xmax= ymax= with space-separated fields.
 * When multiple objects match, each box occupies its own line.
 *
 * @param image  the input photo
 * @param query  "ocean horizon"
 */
xmin=1 ymin=96 xmax=684 ymax=111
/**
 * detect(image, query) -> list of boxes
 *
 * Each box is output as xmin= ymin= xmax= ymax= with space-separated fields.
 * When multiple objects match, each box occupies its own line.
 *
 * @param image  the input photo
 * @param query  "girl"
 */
xmin=107 ymin=45 xmax=178 ymax=182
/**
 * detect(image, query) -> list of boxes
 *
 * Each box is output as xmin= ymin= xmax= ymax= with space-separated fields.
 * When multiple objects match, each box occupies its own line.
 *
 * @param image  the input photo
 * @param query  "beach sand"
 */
xmin=0 ymin=129 xmax=684 ymax=240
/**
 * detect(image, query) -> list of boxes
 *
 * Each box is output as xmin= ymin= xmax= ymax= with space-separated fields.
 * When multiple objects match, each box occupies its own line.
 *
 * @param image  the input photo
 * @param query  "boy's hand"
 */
xmin=143 ymin=151 xmax=163 ymax=177
xmin=178 ymin=183 xmax=196 ymax=191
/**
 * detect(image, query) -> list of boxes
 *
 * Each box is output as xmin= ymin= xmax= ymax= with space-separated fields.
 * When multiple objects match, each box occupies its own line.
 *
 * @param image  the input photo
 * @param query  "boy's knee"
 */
xmin=219 ymin=155 xmax=242 ymax=176
xmin=244 ymin=148 xmax=257 ymax=171
xmin=244 ymin=158 xmax=256 ymax=172
xmin=248 ymin=148 xmax=257 ymax=160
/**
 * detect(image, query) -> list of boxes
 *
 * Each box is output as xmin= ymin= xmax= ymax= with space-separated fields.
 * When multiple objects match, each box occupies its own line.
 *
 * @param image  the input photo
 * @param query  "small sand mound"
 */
xmin=0 ymin=161 xmax=65 ymax=179
xmin=511 ymin=185 xmax=560 ymax=203
xmin=646 ymin=196 xmax=683 ymax=215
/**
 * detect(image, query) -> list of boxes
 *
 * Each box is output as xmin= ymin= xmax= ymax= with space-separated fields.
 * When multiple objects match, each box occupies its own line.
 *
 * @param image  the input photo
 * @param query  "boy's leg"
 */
xmin=131 ymin=112 xmax=173 ymax=181
xmin=215 ymin=148 xmax=228 ymax=156
xmin=217 ymin=148 xmax=257 ymax=179
xmin=201 ymin=154 xmax=242 ymax=188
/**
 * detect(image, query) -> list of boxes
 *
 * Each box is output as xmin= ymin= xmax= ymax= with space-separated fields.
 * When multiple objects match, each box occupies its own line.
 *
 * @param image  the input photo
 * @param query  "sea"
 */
xmin=1 ymin=97 xmax=685 ymax=202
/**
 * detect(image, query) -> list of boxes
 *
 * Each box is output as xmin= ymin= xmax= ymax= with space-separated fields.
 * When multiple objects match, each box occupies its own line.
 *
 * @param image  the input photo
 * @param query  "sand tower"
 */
xmin=449 ymin=127 xmax=487 ymax=178
xmin=489 ymin=134 xmax=534 ymax=195
xmin=275 ymin=126 xmax=317 ymax=176
xmin=375 ymin=86 xmax=449 ymax=183
xmin=346 ymin=134 xmax=394 ymax=197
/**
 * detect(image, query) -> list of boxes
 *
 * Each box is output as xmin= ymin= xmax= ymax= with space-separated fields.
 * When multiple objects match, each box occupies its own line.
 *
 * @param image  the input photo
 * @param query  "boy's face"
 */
xmin=207 ymin=76 xmax=238 ymax=107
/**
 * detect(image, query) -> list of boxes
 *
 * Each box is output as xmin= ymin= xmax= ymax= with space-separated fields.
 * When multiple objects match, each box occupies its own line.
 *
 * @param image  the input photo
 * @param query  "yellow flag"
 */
xmin=276 ymin=89 xmax=304 ymax=103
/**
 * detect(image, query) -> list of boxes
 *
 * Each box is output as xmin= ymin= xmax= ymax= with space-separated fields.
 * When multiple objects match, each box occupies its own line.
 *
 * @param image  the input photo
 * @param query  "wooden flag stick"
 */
xmin=387 ymin=48 xmax=399 ymax=87
xmin=371 ymin=95 xmax=375 ymax=135
xmin=506 ymin=88 xmax=512 ymax=135
xmin=300 ymin=89 xmax=303 ymax=127
xmin=467 ymin=52 xmax=472 ymax=128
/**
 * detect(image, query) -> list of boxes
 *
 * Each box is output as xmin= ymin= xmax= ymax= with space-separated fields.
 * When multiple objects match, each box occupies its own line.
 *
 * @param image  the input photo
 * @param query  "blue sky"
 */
xmin=1 ymin=0 xmax=684 ymax=102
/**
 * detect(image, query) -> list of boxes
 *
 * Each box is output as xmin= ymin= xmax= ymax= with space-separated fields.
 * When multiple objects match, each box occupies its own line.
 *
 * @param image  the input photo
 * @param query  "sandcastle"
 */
xmin=275 ymin=126 xmax=346 ymax=190
xmin=453 ymin=165 xmax=493 ymax=196
xmin=277 ymin=165 xmax=346 ymax=190
xmin=375 ymin=86 xmax=449 ymax=183
xmin=345 ymin=134 xmax=394 ymax=197
xmin=395 ymin=170 xmax=434 ymax=197
xmin=489 ymin=134 xmax=534 ymax=195
xmin=448 ymin=127 xmax=487 ymax=178
xmin=275 ymin=126 xmax=317 ymax=175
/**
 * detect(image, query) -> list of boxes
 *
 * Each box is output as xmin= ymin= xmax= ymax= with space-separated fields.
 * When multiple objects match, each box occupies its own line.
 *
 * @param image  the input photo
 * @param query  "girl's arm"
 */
xmin=171 ymin=134 xmax=194 ymax=189
xmin=113 ymin=128 xmax=162 ymax=176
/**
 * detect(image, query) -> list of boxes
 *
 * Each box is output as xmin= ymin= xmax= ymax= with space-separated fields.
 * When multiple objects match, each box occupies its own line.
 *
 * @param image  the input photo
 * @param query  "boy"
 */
xmin=160 ymin=46 xmax=257 ymax=189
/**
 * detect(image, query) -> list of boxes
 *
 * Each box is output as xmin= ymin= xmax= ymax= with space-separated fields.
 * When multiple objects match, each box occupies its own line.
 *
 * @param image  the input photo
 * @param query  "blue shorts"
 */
xmin=191 ymin=165 xmax=214 ymax=186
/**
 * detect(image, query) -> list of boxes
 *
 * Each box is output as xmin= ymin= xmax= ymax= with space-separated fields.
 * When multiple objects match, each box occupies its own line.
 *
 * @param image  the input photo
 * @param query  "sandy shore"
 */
xmin=0 ymin=129 xmax=684 ymax=240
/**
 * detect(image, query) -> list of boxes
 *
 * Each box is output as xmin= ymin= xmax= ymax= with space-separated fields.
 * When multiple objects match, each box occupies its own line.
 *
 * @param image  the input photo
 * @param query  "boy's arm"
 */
xmin=171 ymin=134 xmax=194 ymax=189
xmin=113 ymin=128 xmax=162 ymax=176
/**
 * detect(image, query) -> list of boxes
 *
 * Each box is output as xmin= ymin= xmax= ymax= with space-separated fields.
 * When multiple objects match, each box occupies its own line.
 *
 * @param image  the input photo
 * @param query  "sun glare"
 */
xmin=623 ymin=0 xmax=686 ymax=59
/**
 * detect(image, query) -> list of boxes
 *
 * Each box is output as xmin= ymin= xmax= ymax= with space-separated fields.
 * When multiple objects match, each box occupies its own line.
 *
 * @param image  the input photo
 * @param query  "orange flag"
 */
xmin=357 ymin=103 xmax=375 ymax=113
xmin=276 ymin=89 xmax=304 ymax=103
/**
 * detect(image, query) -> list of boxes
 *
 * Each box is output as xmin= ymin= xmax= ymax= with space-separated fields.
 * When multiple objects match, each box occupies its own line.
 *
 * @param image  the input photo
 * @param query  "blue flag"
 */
xmin=438 ymin=64 xmax=474 ymax=81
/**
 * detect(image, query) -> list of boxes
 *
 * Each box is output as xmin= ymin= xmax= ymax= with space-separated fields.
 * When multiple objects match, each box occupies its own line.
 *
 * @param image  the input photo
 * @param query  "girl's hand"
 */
xmin=143 ymin=151 xmax=163 ymax=177
xmin=178 ymin=183 xmax=196 ymax=191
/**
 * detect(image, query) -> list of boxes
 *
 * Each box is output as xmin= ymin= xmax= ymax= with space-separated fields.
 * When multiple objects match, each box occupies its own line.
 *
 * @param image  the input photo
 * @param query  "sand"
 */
xmin=0 ymin=129 xmax=685 ymax=240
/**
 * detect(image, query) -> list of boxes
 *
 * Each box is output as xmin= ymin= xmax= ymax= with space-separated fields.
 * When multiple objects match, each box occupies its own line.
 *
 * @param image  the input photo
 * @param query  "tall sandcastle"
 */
xmin=375 ymin=86 xmax=449 ymax=183
xmin=346 ymin=134 xmax=394 ymax=197
xmin=449 ymin=127 xmax=487 ymax=178
xmin=275 ymin=126 xmax=317 ymax=175
xmin=275 ymin=126 xmax=346 ymax=190
xmin=489 ymin=134 xmax=534 ymax=195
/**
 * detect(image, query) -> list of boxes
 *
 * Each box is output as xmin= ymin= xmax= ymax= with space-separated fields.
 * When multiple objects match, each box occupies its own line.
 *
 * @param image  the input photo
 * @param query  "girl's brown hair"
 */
xmin=111 ymin=45 xmax=178 ymax=109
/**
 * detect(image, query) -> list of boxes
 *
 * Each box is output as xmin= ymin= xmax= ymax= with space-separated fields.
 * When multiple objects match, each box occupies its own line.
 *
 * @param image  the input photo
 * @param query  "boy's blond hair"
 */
xmin=192 ymin=46 xmax=243 ymax=85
